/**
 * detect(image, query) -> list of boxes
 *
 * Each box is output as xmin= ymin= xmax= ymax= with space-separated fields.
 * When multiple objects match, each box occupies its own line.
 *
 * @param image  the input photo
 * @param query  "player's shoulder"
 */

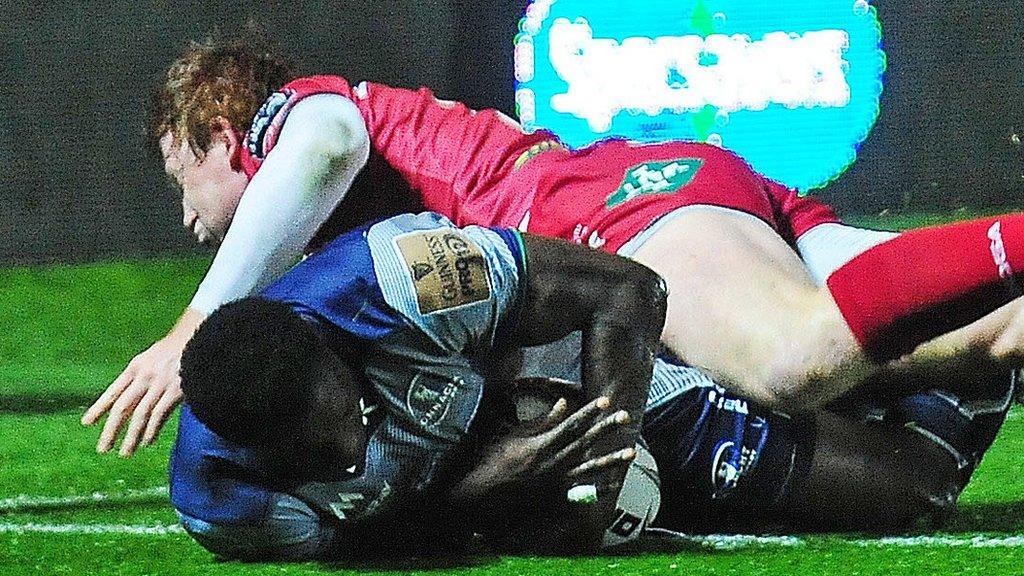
xmin=365 ymin=213 xmax=524 ymax=291
xmin=262 ymin=224 xmax=415 ymax=342
xmin=365 ymin=213 xmax=497 ymax=317
xmin=245 ymin=75 xmax=359 ymax=160
xmin=368 ymin=212 xmax=458 ymax=236
xmin=262 ymin=223 xmax=374 ymax=299
xmin=364 ymin=213 xmax=526 ymax=352
xmin=265 ymin=213 xmax=458 ymax=306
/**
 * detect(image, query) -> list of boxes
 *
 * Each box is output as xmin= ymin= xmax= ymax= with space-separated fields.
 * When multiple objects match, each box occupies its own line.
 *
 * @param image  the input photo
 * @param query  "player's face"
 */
xmin=159 ymin=132 xmax=248 ymax=247
xmin=286 ymin=350 xmax=369 ymax=481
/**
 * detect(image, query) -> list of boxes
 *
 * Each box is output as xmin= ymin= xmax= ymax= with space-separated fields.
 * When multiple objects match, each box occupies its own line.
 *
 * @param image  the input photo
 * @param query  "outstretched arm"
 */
xmin=190 ymin=94 xmax=370 ymax=312
xmin=83 ymin=94 xmax=370 ymax=456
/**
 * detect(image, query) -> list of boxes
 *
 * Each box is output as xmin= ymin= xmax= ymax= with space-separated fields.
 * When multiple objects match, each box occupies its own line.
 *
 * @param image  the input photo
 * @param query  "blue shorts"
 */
xmin=640 ymin=369 xmax=1015 ymax=531
xmin=641 ymin=384 xmax=811 ymax=531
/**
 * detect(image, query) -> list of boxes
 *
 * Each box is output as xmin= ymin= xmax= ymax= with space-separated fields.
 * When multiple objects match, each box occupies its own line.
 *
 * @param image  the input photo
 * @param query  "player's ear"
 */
xmin=209 ymin=116 xmax=244 ymax=171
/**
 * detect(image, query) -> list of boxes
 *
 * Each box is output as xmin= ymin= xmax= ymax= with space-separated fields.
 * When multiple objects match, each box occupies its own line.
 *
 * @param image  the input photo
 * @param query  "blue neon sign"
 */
xmin=515 ymin=0 xmax=886 ymax=191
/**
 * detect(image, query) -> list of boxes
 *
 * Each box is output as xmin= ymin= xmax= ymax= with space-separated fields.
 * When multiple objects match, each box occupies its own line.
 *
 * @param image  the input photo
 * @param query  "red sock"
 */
xmin=826 ymin=215 xmax=1024 ymax=362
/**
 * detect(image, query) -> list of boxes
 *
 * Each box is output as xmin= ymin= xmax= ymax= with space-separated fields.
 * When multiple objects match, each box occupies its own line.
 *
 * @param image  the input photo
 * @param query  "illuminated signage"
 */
xmin=515 ymin=0 xmax=886 ymax=191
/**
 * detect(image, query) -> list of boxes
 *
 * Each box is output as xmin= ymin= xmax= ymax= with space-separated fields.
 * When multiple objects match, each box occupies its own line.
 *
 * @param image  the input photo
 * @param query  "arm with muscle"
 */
xmin=515 ymin=234 xmax=666 ymax=452
xmin=508 ymin=234 xmax=667 ymax=550
xmin=191 ymin=94 xmax=370 ymax=312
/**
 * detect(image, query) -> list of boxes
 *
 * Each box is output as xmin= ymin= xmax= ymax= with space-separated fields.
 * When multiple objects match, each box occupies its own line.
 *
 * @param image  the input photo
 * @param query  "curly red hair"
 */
xmin=148 ymin=33 xmax=296 ymax=159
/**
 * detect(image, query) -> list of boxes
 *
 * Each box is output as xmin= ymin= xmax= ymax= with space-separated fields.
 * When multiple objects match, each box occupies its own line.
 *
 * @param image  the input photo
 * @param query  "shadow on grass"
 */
xmin=316 ymin=554 xmax=501 ymax=572
xmin=0 ymin=392 xmax=96 ymax=415
xmin=943 ymin=500 xmax=1024 ymax=532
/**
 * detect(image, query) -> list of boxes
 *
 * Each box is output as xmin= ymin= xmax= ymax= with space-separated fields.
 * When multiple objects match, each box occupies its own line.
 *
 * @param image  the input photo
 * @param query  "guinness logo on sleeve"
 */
xmin=395 ymin=230 xmax=492 ymax=314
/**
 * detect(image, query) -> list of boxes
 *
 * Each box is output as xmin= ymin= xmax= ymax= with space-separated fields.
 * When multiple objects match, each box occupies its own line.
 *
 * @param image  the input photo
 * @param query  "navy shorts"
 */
xmin=640 ymin=369 xmax=1015 ymax=531
xmin=641 ymin=384 xmax=813 ymax=531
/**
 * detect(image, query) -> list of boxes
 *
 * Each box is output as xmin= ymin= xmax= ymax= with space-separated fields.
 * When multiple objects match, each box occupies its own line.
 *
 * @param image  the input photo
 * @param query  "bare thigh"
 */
xmin=631 ymin=207 xmax=869 ymax=409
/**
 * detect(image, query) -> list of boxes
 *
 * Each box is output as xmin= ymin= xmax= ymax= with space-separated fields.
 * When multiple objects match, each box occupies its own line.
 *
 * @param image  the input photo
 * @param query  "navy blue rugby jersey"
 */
xmin=261 ymin=212 xmax=526 ymax=522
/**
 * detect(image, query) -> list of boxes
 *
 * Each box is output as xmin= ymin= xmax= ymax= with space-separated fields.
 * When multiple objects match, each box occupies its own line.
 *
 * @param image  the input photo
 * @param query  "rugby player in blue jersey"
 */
xmin=172 ymin=212 xmax=1013 ymax=559
xmin=173 ymin=212 xmax=667 ymax=557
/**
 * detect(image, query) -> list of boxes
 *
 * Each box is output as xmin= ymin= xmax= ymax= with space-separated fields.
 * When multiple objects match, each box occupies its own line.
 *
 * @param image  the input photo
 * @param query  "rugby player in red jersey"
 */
xmin=84 ymin=36 xmax=1024 ymax=459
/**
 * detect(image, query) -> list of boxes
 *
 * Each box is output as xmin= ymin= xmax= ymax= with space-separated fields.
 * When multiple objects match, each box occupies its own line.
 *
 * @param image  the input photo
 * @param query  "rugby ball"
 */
xmin=602 ymin=443 xmax=661 ymax=548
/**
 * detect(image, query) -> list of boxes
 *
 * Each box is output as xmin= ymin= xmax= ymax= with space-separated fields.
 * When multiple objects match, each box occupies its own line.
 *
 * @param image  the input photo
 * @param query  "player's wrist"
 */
xmin=166 ymin=308 xmax=206 ymax=343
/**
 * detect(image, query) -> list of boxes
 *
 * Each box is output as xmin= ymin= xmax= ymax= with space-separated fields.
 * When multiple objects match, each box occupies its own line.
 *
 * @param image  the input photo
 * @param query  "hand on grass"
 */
xmin=81 ymin=308 xmax=204 ymax=456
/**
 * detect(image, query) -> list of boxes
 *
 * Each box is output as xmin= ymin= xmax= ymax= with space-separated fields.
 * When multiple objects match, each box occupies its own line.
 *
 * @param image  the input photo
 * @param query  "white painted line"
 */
xmin=646 ymin=528 xmax=804 ymax=549
xmin=853 ymin=535 xmax=1024 ymax=548
xmin=0 ymin=486 xmax=168 ymax=513
xmin=647 ymin=528 xmax=1024 ymax=550
xmin=0 ymin=522 xmax=184 ymax=536
xmin=2 ymin=521 xmax=1024 ymax=547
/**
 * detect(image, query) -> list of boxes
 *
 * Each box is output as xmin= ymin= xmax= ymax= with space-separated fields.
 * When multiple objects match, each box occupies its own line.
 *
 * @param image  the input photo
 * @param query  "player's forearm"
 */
xmin=190 ymin=95 xmax=370 ymax=314
xmin=575 ymin=311 xmax=660 ymax=545
xmin=518 ymin=235 xmax=667 ymax=420
xmin=578 ymin=267 xmax=666 ymax=449
xmin=516 ymin=235 xmax=665 ymax=541
xmin=166 ymin=307 xmax=206 ymax=343
xmin=582 ymin=321 xmax=658 ymax=427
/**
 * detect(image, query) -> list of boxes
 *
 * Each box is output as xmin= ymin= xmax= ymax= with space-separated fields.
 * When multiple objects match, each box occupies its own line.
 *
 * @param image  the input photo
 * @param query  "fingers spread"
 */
xmin=96 ymin=379 xmax=150 ymax=454
xmin=567 ymin=447 xmax=635 ymax=478
xmin=546 ymin=396 xmax=609 ymax=445
xmin=119 ymin=384 xmax=167 ymax=457
xmin=551 ymin=410 xmax=630 ymax=465
xmin=143 ymin=386 xmax=183 ymax=446
xmin=543 ymin=397 xmax=569 ymax=426
xmin=584 ymin=410 xmax=630 ymax=440
xmin=81 ymin=365 xmax=137 ymax=425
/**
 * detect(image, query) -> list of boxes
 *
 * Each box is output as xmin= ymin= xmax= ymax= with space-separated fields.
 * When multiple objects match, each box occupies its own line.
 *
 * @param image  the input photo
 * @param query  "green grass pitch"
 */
xmin=4 ymin=212 xmax=1024 ymax=574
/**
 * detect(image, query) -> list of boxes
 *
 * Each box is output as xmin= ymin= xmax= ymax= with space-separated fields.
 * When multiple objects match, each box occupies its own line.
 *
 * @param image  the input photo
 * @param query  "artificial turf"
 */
xmin=4 ymin=212 xmax=1024 ymax=574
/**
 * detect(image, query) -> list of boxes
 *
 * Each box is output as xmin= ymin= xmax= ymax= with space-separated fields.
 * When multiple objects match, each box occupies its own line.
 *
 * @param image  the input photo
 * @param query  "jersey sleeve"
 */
xmin=365 ymin=213 xmax=527 ymax=354
xmin=190 ymin=93 xmax=369 ymax=315
xmin=241 ymin=75 xmax=363 ymax=177
xmin=242 ymin=75 xmax=549 ymax=230
xmin=349 ymin=82 xmax=550 ymax=227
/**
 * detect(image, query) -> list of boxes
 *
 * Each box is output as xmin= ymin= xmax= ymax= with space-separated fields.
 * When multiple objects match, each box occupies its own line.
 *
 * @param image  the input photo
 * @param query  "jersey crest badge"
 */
xmin=606 ymin=158 xmax=703 ymax=208
xmin=407 ymin=373 xmax=463 ymax=429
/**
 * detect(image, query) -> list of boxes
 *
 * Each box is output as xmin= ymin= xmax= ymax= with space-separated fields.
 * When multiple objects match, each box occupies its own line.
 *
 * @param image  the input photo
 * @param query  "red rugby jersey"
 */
xmin=240 ymin=75 xmax=840 ymax=249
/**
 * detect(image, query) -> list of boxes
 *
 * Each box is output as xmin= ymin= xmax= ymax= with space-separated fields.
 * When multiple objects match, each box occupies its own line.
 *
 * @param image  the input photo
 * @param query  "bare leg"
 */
xmin=631 ymin=209 xmax=872 ymax=410
xmin=780 ymin=410 xmax=960 ymax=531
xmin=644 ymin=385 xmax=969 ymax=533
xmin=883 ymin=299 xmax=1023 ymax=390
xmin=631 ymin=208 xmax=1020 ymax=412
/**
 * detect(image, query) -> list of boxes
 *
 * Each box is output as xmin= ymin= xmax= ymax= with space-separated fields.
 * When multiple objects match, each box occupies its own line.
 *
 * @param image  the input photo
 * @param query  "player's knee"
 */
xmin=176 ymin=493 xmax=334 ymax=561
xmin=903 ymin=478 xmax=960 ymax=530
xmin=744 ymin=361 xmax=828 ymax=414
xmin=731 ymin=322 xmax=850 ymax=413
xmin=988 ymin=335 xmax=1024 ymax=366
